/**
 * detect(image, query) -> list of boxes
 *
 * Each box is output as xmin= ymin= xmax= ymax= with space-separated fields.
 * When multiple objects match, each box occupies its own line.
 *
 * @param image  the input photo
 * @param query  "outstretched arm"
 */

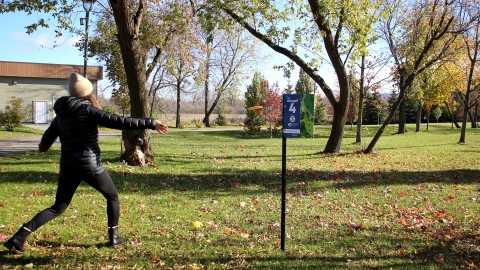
xmin=38 ymin=117 xmax=59 ymax=152
xmin=154 ymin=120 xmax=168 ymax=134
xmin=88 ymin=105 xmax=168 ymax=133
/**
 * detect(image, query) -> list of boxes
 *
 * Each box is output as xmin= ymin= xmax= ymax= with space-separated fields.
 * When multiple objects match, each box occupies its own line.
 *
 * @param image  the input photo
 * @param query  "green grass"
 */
xmin=0 ymin=123 xmax=479 ymax=269
xmin=0 ymin=125 xmax=44 ymax=138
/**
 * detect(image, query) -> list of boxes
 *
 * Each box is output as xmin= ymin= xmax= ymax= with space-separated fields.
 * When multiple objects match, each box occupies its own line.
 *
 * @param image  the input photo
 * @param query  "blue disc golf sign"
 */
xmin=283 ymin=94 xmax=301 ymax=138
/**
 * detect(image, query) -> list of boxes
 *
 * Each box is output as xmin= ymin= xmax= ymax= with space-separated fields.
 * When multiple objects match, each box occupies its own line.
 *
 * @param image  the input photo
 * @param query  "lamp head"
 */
xmin=82 ymin=0 xmax=95 ymax=12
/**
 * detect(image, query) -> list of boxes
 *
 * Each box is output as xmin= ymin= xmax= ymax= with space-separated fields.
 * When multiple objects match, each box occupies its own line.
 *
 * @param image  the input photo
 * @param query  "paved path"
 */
xmin=0 ymin=136 xmax=50 ymax=157
xmin=0 ymin=124 xmax=121 ymax=158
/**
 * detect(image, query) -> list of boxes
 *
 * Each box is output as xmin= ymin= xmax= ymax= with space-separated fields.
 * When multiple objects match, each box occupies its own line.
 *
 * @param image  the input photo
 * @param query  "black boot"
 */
xmin=3 ymin=225 xmax=31 ymax=254
xmin=108 ymin=226 xmax=124 ymax=247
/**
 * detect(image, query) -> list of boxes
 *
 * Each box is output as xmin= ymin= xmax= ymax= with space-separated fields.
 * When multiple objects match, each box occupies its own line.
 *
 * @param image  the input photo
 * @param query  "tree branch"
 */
xmin=221 ymin=6 xmax=338 ymax=106
xmin=133 ymin=0 xmax=144 ymax=38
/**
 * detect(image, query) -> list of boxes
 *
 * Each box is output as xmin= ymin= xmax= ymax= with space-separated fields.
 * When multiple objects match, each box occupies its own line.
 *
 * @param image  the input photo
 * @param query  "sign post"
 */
xmin=281 ymin=94 xmax=300 ymax=251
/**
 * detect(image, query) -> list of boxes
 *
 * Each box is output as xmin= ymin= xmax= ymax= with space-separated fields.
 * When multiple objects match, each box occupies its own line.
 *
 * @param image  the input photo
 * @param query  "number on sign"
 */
xmin=289 ymin=102 xmax=296 ymax=113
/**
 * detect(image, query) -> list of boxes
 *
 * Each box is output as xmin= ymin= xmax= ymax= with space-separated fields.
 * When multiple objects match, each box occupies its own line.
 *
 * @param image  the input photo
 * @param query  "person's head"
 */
xmin=67 ymin=72 xmax=101 ymax=109
xmin=68 ymin=73 xmax=92 ymax=97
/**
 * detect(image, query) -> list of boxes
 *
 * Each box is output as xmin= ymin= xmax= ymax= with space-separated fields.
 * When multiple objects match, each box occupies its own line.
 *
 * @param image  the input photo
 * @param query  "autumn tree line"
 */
xmin=2 ymin=0 xmax=479 ymax=165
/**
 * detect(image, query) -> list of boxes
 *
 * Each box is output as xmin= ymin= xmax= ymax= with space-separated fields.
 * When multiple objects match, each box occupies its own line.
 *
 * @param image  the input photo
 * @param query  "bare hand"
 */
xmin=154 ymin=120 xmax=168 ymax=134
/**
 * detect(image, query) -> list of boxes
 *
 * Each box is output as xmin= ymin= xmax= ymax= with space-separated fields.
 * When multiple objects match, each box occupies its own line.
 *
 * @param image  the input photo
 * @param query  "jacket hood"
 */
xmin=54 ymin=96 xmax=90 ymax=116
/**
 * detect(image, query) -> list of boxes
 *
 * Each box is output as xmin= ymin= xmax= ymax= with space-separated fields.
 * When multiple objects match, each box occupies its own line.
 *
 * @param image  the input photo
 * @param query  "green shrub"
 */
xmin=215 ymin=113 xmax=228 ymax=126
xmin=0 ymin=97 xmax=26 ymax=131
xmin=193 ymin=119 xmax=204 ymax=128
xmin=178 ymin=121 xmax=187 ymax=129
xmin=244 ymin=115 xmax=264 ymax=135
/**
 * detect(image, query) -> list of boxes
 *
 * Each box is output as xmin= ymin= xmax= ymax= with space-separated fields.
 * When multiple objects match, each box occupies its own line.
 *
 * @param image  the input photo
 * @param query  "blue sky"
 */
xmin=0 ymin=12 xmax=99 ymax=66
xmin=0 ymin=11 xmax=336 ymax=97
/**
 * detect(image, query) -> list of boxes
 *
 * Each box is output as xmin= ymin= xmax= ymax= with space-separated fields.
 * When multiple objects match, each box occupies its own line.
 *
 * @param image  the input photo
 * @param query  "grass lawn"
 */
xmin=0 ymin=123 xmax=479 ymax=269
xmin=0 ymin=125 xmax=44 ymax=139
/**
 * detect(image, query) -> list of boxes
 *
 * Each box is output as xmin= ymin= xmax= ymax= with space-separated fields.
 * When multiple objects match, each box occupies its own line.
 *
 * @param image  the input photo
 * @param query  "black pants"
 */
xmin=24 ymin=169 xmax=120 ymax=231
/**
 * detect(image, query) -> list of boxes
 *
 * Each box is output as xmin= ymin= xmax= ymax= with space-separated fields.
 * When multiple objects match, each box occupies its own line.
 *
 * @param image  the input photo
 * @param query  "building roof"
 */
xmin=0 ymin=61 xmax=103 ymax=80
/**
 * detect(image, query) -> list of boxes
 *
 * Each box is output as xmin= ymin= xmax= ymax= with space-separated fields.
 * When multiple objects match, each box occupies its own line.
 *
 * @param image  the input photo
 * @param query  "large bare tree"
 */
xmin=212 ymin=0 xmax=380 ymax=153
xmin=200 ymin=26 xmax=255 ymax=127
xmin=458 ymin=3 xmax=480 ymax=144
xmin=108 ymin=0 xmax=157 ymax=166
xmin=365 ymin=0 xmax=469 ymax=153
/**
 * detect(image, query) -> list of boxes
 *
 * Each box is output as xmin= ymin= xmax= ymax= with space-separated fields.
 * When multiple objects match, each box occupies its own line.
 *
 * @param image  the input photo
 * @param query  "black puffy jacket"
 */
xmin=39 ymin=96 xmax=156 ymax=174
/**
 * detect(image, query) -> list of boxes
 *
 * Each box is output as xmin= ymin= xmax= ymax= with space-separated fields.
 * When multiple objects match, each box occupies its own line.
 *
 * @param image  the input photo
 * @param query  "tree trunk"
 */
xmin=324 ymin=100 xmax=348 ymax=153
xmin=415 ymin=102 xmax=422 ymax=132
xmin=469 ymin=109 xmax=476 ymax=128
xmin=398 ymin=98 xmax=407 ymax=134
xmin=203 ymin=46 xmax=211 ymax=127
xmin=459 ymin=107 xmax=468 ymax=144
xmin=176 ymin=81 xmax=181 ymax=128
xmin=110 ymin=0 xmax=154 ymax=166
xmin=459 ymin=91 xmax=472 ymax=144
xmin=365 ymin=89 xmax=406 ymax=153
xmin=426 ymin=111 xmax=430 ymax=131
xmin=121 ymin=130 xmax=153 ymax=166
xmin=355 ymin=55 xmax=365 ymax=143
xmin=459 ymin=42 xmax=478 ymax=143
xmin=444 ymin=100 xmax=460 ymax=128
xmin=204 ymin=92 xmax=223 ymax=126
xmin=471 ymin=103 xmax=477 ymax=128
xmin=356 ymin=94 xmax=364 ymax=143
xmin=203 ymin=79 xmax=210 ymax=127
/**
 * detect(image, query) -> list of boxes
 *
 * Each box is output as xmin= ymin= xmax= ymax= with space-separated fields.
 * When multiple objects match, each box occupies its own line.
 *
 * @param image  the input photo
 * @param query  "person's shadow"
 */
xmin=0 ymin=241 xmax=111 ymax=267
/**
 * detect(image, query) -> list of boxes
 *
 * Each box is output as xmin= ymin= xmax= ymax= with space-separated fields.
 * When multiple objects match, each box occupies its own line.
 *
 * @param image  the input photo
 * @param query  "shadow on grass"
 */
xmin=1 ymin=164 xmax=478 ymax=195
xmin=0 ymin=250 xmax=53 ymax=267
xmin=2 ymin=234 xmax=477 ymax=270
xmin=13 ymin=235 xmax=480 ymax=269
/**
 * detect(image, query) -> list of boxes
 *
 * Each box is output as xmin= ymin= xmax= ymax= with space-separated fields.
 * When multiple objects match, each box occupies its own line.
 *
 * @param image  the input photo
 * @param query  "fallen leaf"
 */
xmin=433 ymin=256 xmax=444 ymax=263
xmin=190 ymin=221 xmax=203 ymax=230
xmin=130 ymin=240 xmax=142 ymax=246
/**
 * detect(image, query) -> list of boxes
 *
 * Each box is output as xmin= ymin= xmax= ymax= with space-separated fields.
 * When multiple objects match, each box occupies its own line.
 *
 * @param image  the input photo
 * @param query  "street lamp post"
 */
xmin=82 ymin=0 xmax=95 ymax=78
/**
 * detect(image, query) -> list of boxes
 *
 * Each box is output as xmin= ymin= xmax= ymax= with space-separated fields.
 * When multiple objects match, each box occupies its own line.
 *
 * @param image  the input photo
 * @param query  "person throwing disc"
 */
xmin=3 ymin=73 xmax=168 ymax=253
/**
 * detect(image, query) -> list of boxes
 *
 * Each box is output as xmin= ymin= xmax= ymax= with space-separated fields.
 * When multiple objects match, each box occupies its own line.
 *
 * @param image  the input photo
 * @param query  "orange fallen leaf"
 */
xmin=433 ymin=256 xmax=444 ymax=263
xmin=0 ymin=234 xmax=7 ymax=241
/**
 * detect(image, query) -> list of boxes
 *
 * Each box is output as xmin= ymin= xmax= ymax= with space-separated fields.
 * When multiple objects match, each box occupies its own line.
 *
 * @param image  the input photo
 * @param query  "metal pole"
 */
xmin=281 ymin=136 xmax=287 ymax=251
xmin=83 ymin=10 xmax=90 ymax=78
